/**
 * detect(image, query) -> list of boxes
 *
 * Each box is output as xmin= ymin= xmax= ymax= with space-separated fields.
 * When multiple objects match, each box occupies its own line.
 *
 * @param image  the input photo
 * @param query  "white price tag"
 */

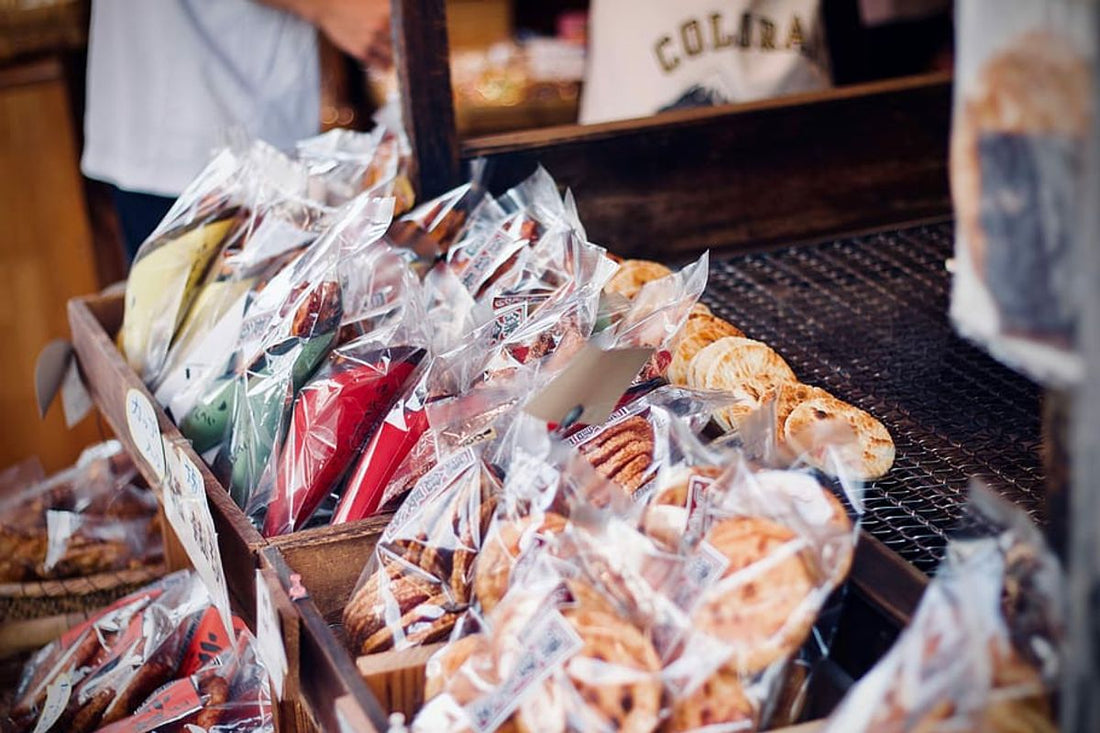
xmin=162 ymin=441 xmax=233 ymax=638
xmin=126 ymin=388 xmax=165 ymax=479
xmin=255 ymin=570 xmax=288 ymax=699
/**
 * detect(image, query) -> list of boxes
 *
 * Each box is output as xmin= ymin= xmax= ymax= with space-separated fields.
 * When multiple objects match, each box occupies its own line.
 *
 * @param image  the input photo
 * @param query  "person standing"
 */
xmin=82 ymin=0 xmax=390 ymax=261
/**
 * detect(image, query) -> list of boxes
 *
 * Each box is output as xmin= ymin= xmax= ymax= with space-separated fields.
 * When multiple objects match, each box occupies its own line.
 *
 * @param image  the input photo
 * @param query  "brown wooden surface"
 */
xmin=850 ymin=531 xmax=928 ymax=627
xmin=357 ymin=642 xmax=444 ymax=721
xmin=271 ymin=514 xmax=390 ymax=624
xmin=264 ymin=545 xmax=388 ymax=732
xmin=393 ymin=0 xmax=461 ymax=199
xmin=0 ymin=57 xmax=101 ymax=473
xmin=67 ymin=294 xmax=266 ymax=623
xmin=462 ymin=73 xmax=953 ymax=259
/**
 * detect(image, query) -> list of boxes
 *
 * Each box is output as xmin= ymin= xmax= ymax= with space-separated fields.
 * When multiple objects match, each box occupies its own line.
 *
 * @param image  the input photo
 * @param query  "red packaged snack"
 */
xmin=263 ymin=342 xmax=426 ymax=536
xmin=97 ymin=631 xmax=273 ymax=733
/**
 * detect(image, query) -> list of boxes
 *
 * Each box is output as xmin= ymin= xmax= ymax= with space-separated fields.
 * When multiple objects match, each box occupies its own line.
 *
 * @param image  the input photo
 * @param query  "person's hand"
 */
xmin=314 ymin=0 xmax=392 ymax=67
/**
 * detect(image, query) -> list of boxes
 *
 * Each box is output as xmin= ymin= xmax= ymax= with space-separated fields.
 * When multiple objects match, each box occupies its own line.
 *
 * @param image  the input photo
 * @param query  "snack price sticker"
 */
xmin=126 ymin=388 xmax=165 ymax=479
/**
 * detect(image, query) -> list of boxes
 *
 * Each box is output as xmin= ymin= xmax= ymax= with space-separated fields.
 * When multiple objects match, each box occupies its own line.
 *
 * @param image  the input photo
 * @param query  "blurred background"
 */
xmin=0 ymin=0 xmax=952 ymax=473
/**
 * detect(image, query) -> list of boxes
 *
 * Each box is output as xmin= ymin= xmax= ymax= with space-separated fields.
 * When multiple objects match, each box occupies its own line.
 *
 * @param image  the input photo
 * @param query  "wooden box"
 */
xmin=267 ymin=516 xmax=926 ymax=731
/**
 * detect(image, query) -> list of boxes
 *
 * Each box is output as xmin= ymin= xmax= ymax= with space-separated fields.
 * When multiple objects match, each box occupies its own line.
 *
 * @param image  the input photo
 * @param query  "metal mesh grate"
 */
xmin=701 ymin=222 xmax=1045 ymax=573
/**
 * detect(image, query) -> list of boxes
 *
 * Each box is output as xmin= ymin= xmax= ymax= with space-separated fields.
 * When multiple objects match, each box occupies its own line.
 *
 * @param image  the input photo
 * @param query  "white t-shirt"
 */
xmin=580 ymin=0 xmax=831 ymax=124
xmin=82 ymin=0 xmax=320 ymax=196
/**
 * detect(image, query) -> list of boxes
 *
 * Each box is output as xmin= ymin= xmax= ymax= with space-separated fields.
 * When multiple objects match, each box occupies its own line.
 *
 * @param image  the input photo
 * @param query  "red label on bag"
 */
xmin=178 ymin=607 xmax=237 ymax=676
xmin=96 ymin=678 xmax=202 ymax=733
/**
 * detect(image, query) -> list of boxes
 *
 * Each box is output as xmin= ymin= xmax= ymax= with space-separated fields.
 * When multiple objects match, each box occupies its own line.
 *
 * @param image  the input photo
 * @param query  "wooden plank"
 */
xmin=0 ymin=66 xmax=101 ymax=472
xmin=264 ymin=546 xmax=389 ymax=732
xmin=67 ymin=294 xmax=266 ymax=624
xmin=271 ymin=514 xmax=391 ymax=624
xmin=462 ymin=73 xmax=953 ymax=258
xmin=392 ymin=0 xmax=461 ymax=199
xmin=357 ymin=642 xmax=444 ymax=721
xmin=850 ymin=531 xmax=928 ymax=627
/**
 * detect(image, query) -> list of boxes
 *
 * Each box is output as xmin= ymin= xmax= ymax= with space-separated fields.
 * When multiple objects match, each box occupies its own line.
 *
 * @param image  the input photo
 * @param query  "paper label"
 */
xmin=178 ymin=606 xmax=234 ymax=677
xmin=385 ymin=448 xmax=477 ymax=540
xmin=126 ymin=388 xmax=165 ymax=479
xmin=460 ymin=230 xmax=526 ymax=294
xmin=672 ymin=540 xmax=729 ymax=611
xmin=255 ymin=570 xmax=288 ymax=699
xmin=32 ymin=673 xmax=71 ymax=733
xmin=97 ymin=678 xmax=202 ymax=733
xmin=61 ymin=359 xmax=92 ymax=428
xmin=526 ymin=344 xmax=654 ymax=429
xmin=162 ymin=439 xmax=233 ymax=638
xmin=490 ymin=294 xmax=550 ymax=343
xmin=464 ymin=610 xmax=582 ymax=733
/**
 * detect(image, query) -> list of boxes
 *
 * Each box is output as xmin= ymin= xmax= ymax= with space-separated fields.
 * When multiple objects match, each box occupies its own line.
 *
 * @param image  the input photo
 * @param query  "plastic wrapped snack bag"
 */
xmin=153 ymin=142 xmax=333 ymax=400
xmin=822 ymin=486 xmax=1062 ymax=733
xmin=659 ymin=454 xmax=861 ymax=731
xmin=949 ymin=0 xmax=1097 ymax=385
xmin=0 ymin=441 xmax=162 ymax=582
xmin=7 ymin=570 xmax=253 ymax=732
xmin=121 ymin=149 xmax=250 ymax=382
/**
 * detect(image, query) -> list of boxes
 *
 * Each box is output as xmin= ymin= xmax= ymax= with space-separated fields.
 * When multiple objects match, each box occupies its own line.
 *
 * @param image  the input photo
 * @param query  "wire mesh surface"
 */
xmin=702 ymin=222 xmax=1045 ymax=573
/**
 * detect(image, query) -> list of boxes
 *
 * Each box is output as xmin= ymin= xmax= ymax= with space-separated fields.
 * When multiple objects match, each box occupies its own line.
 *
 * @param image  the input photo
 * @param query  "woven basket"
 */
xmin=0 ymin=563 xmax=166 ymax=657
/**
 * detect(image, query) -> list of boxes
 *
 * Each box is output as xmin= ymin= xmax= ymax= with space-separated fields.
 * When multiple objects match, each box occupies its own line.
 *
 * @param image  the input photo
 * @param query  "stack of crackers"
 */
xmin=613 ymin=260 xmax=896 ymax=481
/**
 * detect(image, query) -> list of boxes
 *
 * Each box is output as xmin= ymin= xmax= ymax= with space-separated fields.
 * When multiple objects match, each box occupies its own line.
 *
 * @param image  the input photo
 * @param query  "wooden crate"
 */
xmin=269 ymin=511 xmax=925 ymax=730
xmin=66 ymin=291 xmax=399 ymax=627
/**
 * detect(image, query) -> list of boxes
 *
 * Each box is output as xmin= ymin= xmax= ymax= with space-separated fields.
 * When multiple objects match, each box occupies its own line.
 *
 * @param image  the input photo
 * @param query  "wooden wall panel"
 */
xmin=0 ymin=59 xmax=101 ymax=472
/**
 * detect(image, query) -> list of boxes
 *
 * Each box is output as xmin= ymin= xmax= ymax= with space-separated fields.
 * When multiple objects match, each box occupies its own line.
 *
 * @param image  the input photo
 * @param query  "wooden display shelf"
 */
xmin=66 ymin=291 xmax=398 ymax=628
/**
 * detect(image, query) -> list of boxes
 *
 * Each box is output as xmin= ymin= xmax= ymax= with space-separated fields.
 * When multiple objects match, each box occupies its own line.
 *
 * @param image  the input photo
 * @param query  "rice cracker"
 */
xmin=668 ymin=314 xmax=745 ymax=386
xmin=783 ymin=394 xmax=895 ymax=480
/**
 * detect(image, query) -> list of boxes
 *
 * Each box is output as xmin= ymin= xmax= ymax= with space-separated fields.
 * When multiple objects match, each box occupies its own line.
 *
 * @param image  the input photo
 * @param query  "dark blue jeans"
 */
xmin=110 ymin=185 xmax=176 ymax=264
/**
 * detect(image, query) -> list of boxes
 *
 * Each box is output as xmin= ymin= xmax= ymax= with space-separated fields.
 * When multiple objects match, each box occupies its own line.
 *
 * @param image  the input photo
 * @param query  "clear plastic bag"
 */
xmin=121 ymin=149 xmax=251 ymax=382
xmin=386 ymin=161 xmax=494 ymax=264
xmin=563 ymin=385 xmax=734 ymax=501
xmin=261 ymin=339 xmax=427 ymax=536
xmin=96 ymin=631 xmax=273 ymax=733
xmin=153 ymin=142 xmax=334 ymax=399
xmin=8 ymin=570 xmax=234 ymax=732
xmin=949 ymin=0 xmax=1097 ymax=385
xmin=821 ymin=485 xmax=1062 ymax=733
xmin=178 ymin=195 xmax=395 ymax=505
xmin=0 ymin=441 xmax=161 ymax=582
xmin=658 ymin=455 xmax=861 ymax=732
xmin=342 ymin=445 xmax=503 ymax=654
xmin=413 ymin=527 xmax=666 ymax=733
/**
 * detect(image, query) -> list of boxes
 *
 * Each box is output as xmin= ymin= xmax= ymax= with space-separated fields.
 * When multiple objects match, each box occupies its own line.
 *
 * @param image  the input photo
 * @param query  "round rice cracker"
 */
xmin=604 ymin=260 xmax=673 ymax=300
xmin=693 ymin=516 xmax=818 ymax=674
xmin=513 ymin=609 xmax=663 ymax=733
xmin=473 ymin=512 xmax=569 ymax=613
xmin=686 ymin=337 xmax=798 ymax=432
xmin=668 ymin=315 xmax=745 ymax=386
xmin=783 ymin=395 xmax=895 ymax=480
xmin=687 ymin=337 xmax=797 ymax=393
xmin=668 ymin=664 xmax=757 ymax=732
xmin=951 ymin=33 xmax=1092 ymax=278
